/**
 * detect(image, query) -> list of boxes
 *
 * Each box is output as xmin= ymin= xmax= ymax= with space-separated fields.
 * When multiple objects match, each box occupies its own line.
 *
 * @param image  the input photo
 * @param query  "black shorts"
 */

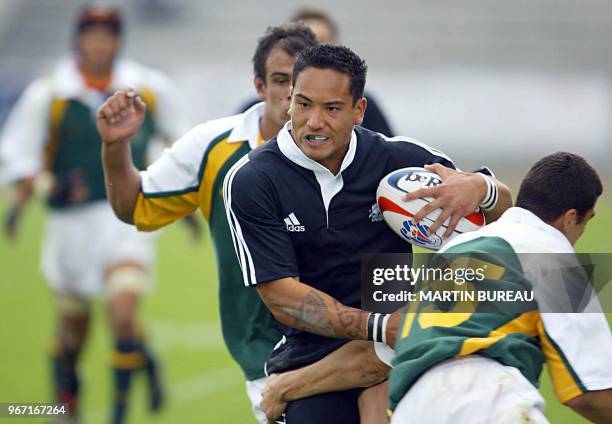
xmin=283 ymin=388 xmax=365 ymax=424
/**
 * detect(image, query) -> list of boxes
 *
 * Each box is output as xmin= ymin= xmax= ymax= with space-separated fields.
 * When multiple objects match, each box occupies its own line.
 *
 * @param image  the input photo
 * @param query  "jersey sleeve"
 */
xmin=0 ymin=78 xmax=52 ymax=185
xmin=223 ymin=157 xmax=298 ymax=286
xmin=538 ymin=312 xmax=612 ymax=403
xmin=134 ymin=126 xmax=204 ymax=231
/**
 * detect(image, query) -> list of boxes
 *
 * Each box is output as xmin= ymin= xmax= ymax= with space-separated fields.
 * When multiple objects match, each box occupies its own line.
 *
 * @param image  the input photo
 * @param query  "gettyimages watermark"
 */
xmin=361 ymin=253 xmax=612 ymax=314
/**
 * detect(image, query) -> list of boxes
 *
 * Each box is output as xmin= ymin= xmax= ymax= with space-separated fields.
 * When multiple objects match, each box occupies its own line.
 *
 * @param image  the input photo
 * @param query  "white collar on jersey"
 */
xmin=277 ymin=121 xmax=357 ymax=176
xmin=498 ymin=207 xmax=574 ymax=251
xmin=52 ymin=56 xmax=149 ymax=98
xmin=228 ymin=101 xmax=265 ymax=150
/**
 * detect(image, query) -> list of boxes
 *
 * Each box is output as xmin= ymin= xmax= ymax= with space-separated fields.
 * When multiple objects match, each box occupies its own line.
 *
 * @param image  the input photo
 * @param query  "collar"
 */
xmin=228 ymin=102 xmax=265 ymax=150
xmin=52 ymin=56 xmax=144 ymax=98
xmin=498 ymin=207 xmax=573 ymax=250
xmin=276 ymin=121 xmax=357 ymax=176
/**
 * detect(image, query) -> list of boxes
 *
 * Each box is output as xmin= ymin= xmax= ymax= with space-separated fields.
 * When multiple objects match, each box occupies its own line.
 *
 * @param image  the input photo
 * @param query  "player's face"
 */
xmin=565 ymin=207 xmax=595 ymax=246
xmin=78 ymin=26 xmax=119 ymax=71
xmin=256 ymin=45 xmax=295 ymax=131
xmin=290 ymin=67 xmax=366 ymax=174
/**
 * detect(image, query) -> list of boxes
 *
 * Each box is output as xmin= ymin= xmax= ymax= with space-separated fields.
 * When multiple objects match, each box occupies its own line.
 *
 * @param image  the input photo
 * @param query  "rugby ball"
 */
xmin=377 ymin=167 xmax=485 ymax=250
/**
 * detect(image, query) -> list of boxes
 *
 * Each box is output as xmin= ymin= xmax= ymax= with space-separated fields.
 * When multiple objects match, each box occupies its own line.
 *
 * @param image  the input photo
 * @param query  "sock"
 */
xmin=111 ymin=339 xmax=145 ymax=424
xmin=140 ymin=342 xmax=164 ymax=411
xmin=51 ymin=340 xmax=80 ymax=417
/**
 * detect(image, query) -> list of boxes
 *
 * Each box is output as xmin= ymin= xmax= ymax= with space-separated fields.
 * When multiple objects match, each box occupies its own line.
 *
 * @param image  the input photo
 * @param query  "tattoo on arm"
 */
xmin=333 ymin=300 xmax=365 ymax=338
xmin=275 ymin=289 xmax=366 ymax=339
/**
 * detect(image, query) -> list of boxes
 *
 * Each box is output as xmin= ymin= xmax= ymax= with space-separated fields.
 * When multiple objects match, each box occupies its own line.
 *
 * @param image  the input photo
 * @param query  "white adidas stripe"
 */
xmin=223 ymin=155 xmax=258 ymax=286
xmin=288 ymin=212 xmax=300 ymax=225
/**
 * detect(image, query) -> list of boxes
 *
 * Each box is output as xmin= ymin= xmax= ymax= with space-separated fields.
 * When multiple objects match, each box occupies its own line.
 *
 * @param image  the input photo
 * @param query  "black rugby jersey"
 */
xmin=224 ymin=124 xmax=455 ymax=373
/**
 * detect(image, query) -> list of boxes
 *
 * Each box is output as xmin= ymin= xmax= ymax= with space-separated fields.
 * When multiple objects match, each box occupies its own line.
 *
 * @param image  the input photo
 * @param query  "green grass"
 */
xmin=0 ymin=194 xmax=610 ymax=423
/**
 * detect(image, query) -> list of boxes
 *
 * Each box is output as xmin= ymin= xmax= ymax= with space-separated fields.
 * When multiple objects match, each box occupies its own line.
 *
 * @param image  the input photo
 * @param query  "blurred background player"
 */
xmin=0 ymin=6 xmax=190 ymax=423
xmin=237 ymin=8 xmax=394 ymax=137
xmin=95 ymin=24 xmax=317 ymax=423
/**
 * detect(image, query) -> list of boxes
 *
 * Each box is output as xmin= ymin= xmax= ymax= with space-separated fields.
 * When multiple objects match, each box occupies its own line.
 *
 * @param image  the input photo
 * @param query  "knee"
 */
xmin=106 ymin=266 xmax=147 ymax=340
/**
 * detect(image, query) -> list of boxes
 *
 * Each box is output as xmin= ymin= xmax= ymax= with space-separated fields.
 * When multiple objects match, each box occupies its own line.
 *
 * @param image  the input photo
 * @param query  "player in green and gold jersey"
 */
xmin=389 ymin=152 xmax=612 ymax=423
xmin=96 ymin=24 xmax=318 ymax=423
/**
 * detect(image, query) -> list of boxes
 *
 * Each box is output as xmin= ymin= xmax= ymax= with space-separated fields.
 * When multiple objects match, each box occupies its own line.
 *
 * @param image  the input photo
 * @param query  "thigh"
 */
xmin=285 ymin=389 xmax=362 ymax=424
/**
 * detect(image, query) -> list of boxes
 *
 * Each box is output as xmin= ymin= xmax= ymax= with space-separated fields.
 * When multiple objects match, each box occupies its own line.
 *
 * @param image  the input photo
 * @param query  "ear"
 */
xmin=562 ymin=209 xmax=579 ymax=229
xmin=287 ymin=86 xmax=295 ymax=117
xmin=354 ymin=97 xmax=367 ymax=126
xmin=254 ymin=76 xmax=266 ymax=101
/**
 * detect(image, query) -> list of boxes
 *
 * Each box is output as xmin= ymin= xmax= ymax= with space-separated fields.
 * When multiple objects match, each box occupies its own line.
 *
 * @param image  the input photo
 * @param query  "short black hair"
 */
xmin=252 ymin=23 xmax=317 ymax=84
xmin=76 ymin=5 xmax=122 ymax=35
xmin=292 ymin=45 xmax=367 ymax=105
xmin=516 ymin=152 xmax=602 ymax=223
xmin=290 ymin=8 xmax=338 ymax=41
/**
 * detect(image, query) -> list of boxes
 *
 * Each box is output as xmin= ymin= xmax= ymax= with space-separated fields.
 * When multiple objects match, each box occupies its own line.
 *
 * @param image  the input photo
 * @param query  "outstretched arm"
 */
xmin=261 ymin=340 xmax=390 ymax=422
xmin=97 ymin=89 xmax=145 ymax=224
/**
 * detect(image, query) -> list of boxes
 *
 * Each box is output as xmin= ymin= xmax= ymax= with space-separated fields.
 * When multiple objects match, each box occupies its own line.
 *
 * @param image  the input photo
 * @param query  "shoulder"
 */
xmin=226 ymin=140 xmax=281 ymax=190
xmin=379 ymin=131 xmax=449 ymax=159
xmin=178 ymin=114 xmax=243 ymax=152
xmin=355 ymin=126 xmax=453 ymax=163
xmin=19 ymin=76 xmax=53 ymax=103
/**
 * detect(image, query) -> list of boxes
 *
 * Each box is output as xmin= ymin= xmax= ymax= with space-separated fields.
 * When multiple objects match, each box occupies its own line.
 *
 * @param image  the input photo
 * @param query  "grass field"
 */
xmin=0 ymin=193 xmax=610 ymax=423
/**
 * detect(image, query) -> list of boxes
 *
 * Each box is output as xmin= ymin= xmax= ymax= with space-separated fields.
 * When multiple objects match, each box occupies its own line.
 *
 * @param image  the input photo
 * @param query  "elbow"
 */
xmin=111 ymin=203 xmax=135 ymax=225
xmin=267 ymin=303 xmax=293 ymax=327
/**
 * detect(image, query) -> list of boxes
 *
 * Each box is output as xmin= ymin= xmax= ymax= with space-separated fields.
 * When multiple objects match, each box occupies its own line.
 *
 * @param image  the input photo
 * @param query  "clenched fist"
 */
xmin=96 ymin=89 xmax=146 ymax=145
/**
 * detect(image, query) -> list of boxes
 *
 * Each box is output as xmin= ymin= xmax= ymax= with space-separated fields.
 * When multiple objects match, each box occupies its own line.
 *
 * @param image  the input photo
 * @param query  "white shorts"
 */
xmin=391 ymin=356 xmax=548 ymax=424
xmin=41 ymin=201 xmax=157 ymax=299
xmin=246 ymin=376 xmax=268 ymax=424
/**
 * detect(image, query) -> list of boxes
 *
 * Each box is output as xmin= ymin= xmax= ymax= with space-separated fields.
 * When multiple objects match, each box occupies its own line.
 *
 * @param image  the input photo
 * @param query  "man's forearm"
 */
xmin=101 ymin=140 xmax=141 ymax=224
xmin=260 ymin=280 xmax=369 ymax=340
xmin=258 ymin=278 xmax=401 ymax=343
xmin=268 ymin=341 xmax=388 ymax=404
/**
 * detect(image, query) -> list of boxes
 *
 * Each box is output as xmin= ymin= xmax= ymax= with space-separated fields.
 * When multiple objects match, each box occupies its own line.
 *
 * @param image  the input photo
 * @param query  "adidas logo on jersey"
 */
xmin=369 ymin=203 xmax=384 ymax=222
xmin=284 ymin=212 xmax=305 ymax=232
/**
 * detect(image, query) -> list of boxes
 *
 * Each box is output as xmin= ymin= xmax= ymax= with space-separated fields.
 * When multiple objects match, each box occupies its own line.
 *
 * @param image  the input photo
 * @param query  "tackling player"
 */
xmin=96 ymin=24 xmax=317 ymax=423
xmin=0 ymin=6 xmax=189 ymax=423
xmin=390 ymin=152 xmax=612 ymax=423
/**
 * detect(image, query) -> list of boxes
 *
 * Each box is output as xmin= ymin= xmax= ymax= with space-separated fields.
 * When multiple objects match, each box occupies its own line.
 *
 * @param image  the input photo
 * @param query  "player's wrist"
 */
xmin=102 ymin=135 xmax=131 ymax=147
xmin=366 ymin=313 xmax=391 ymax=344
xmin=476 ymin=173 xmax=498 ymax=211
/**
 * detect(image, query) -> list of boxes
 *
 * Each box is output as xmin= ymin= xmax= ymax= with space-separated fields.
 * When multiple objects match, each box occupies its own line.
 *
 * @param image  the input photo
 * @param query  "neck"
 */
xmin=79 ymin=59 xmax=112 ymax=78
xmin=259 ymin=115 xmax=282 ymax=141
xmin=321 ymin=147 xmax=348 ymax=176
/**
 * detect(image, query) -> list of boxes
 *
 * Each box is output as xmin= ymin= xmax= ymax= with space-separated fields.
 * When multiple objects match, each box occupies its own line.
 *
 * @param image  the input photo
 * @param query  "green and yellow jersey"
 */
xmin=389 ymin=207 xmax=612 ymax=413
xmin=134 ymin=102 xmax=280 ymax=380
xmin=0 ymin=57 xmax=188 ymax=206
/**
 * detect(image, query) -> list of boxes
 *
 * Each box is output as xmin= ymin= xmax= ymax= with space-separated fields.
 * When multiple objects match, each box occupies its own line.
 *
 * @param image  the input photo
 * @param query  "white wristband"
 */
xmin=477 ymin=173 xmax=498 ymax=211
